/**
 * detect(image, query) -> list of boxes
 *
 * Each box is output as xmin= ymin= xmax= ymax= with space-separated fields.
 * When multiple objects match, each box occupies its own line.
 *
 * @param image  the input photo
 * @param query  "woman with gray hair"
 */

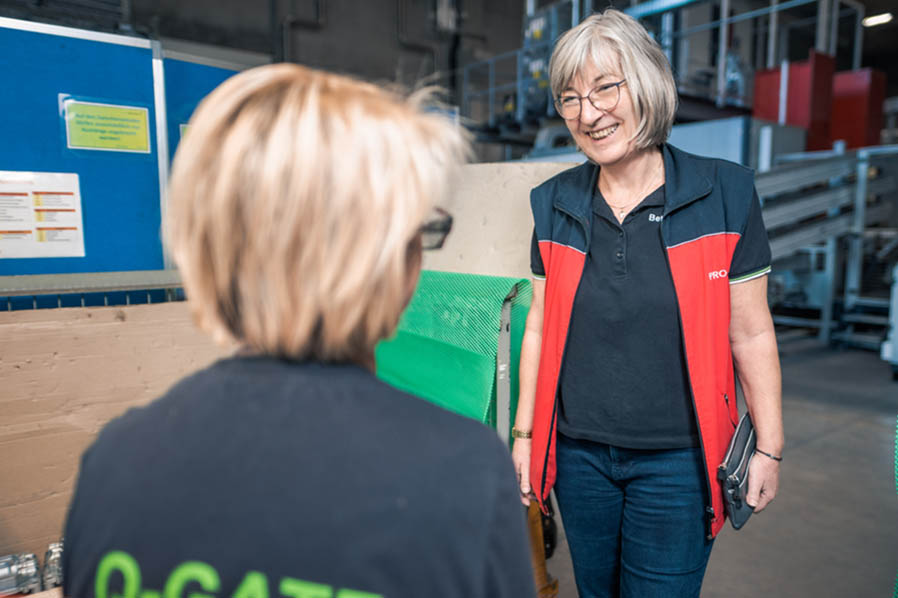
xmin=62 ymin=64 xmax=536 ymax=598
xmin=510 ymin=9 xmax=783 ymax=597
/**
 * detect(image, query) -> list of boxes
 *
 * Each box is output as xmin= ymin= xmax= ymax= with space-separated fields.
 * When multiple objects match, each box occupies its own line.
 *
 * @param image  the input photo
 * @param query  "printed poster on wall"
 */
xmin=63 ymin=99 xmax=151 ymax=153
xmin=0 ymin=171 xmax=85 ymax=258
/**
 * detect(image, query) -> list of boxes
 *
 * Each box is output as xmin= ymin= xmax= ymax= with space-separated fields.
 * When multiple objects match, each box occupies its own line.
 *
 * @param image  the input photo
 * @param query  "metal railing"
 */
xmin=461 ymin=0 xmax=582 ymax=128
xmin=462 ymin=41 xmax=554 ymax=128
xmin=656 ymin=0 xmax=864 ymax=107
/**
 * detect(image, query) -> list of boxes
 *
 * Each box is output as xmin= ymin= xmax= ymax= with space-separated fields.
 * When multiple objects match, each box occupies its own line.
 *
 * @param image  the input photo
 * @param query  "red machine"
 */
xmin=754 ymin=50 xmax=886 ymax=151
xmin=831 ymin=68 xmax=886 ymax=149
xmin=753 ymin=51 xmax=835 ymax=151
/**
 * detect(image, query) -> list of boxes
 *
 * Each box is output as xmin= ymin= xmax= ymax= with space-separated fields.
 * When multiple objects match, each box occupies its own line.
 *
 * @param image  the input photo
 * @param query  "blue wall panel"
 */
xmin=0 ymin=25 xmax=163 ymax=275
xmin=164 ymin=59 xmax=237 ymax=162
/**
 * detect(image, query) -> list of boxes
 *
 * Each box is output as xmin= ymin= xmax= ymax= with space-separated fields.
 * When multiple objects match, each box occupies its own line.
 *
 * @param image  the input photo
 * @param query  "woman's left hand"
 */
xmin=729 ymin=276 xmax=783 ymax=515
xmin=745 ymin=452 xmax=780 ymax=512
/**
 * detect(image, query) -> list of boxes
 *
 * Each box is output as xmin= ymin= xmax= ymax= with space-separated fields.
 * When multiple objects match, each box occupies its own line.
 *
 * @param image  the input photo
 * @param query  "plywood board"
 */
xmin=424 ymin=161 xmax=577 ymax=278
xmin=0 ymin=302 xmax=228 ymax=558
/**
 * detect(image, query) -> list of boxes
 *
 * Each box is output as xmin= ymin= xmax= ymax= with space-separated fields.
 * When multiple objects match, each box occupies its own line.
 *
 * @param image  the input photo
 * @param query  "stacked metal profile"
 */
xmin=760 ymin=146 xmax=898 ymax=359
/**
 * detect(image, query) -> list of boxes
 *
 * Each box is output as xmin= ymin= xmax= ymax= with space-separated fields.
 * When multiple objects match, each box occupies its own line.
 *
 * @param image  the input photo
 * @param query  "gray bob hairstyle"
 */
xmin=166 ymin=63 xmax=469 ymax=362
xmin=549 ymin=9 xmax=678 ymax=149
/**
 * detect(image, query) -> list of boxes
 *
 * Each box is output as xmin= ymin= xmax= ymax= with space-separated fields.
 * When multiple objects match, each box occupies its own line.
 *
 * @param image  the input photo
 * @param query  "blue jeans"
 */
xmin=554 ymin=433 xmax=714 ymax=598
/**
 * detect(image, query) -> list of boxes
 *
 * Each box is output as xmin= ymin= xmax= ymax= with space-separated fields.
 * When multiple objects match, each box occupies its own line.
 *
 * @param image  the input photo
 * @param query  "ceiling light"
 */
xmin=862 ymin=12 xmax=893 ymax=27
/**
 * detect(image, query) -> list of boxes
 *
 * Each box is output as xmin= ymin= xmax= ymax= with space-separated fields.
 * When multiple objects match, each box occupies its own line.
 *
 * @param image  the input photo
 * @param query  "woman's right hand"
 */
xmin=511 ymin=438 xmax=533 ymax=506
xmin=512 ymin=277 xmax=544 ymax=508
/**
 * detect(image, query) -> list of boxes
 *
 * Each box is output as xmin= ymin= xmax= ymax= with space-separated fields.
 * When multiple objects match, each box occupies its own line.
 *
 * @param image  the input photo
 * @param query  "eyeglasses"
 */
xmin=420 ymin=207 xmax=453 ymax=250
xmin=554 ymin=79 xmax=626 ymax=120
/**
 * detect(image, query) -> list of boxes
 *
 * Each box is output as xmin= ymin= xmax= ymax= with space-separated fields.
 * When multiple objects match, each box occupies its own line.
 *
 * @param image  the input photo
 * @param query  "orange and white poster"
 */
xmin=0 ymin=171 xmax=85 ymax=258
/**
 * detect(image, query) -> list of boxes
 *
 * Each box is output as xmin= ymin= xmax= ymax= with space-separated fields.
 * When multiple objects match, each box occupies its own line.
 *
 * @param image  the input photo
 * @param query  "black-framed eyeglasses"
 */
xmin=420 ymin=207 xmax=453 ymax=250
xmin=554 ymin=79 xmax=626 ymax=120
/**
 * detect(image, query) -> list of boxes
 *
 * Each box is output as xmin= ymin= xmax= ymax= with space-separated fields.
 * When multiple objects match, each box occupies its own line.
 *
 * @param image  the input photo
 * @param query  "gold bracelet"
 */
xmin=511 ymin=426 xmax=532 ymax=439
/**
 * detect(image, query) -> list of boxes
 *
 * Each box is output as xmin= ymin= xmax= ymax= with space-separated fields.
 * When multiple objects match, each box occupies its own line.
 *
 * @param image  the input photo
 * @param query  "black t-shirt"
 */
xmin=530 ymin=185 xmax=771 ymax=449
xmin=63 ymin=356 xmax=535 ymax=598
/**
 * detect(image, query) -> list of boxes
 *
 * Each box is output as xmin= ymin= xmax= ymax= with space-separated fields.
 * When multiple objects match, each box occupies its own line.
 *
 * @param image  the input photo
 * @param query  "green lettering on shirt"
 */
xmin=95 ymin=550 xmax=142 ymax=598
xmin=91 ymin=552 xmax=381 ymax=598
xmin=163 ymin=561 xmax=220 ymax=598
xmin=336 ymin=590 xmax=383 ymax=598
xmin=279 ymin=577 xmax=332 ymax=598
xmin=232 ymin=571 xmax=269 ymax=598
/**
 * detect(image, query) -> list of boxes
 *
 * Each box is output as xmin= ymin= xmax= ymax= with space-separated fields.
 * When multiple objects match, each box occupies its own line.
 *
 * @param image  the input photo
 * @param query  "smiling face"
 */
xmin=561 ymin=59 xmax=639 ymax=167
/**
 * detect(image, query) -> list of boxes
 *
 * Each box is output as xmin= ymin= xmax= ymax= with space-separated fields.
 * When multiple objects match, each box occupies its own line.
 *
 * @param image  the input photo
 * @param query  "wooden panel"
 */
xmin=424 ymin=161 xmax=577 ymax=278
xmin=0 ymin=302 xmax=229 ymax=557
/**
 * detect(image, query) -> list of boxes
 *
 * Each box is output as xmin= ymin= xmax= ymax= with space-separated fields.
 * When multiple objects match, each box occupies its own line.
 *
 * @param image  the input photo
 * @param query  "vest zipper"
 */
xmin=724 ymin=393 xmax=738 ymax=428
xmin=660 ymin=224 xmax=716 ymax=540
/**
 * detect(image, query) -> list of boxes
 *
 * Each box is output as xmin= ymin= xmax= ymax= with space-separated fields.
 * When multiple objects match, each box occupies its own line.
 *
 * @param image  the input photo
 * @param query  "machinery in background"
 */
xmin=669 ymin=116 xmax=807 ymax=171
xmin=884 ymin=97 xmax=898 ymax=145
xmin=0 ymin=541 xmax=64 ymax=596
xmin=461 ymin=0 xmax=883 ymax=159
xmin=760 ymin=146 xmax=897 ymax=352
xmin=0 ymin=553 xmax=40 ymax=596
xmin=41 ymin=542 xmax=63 ymax=591
xmin=461 ymin=0 xmax=585 ymax=155
xmin=754 ymin=52 xmax=887 ymax=151
xmin=882 ymin=263 xmax=898 ymax=379
xmin=518 ymin=0 xmax=583 ymax=126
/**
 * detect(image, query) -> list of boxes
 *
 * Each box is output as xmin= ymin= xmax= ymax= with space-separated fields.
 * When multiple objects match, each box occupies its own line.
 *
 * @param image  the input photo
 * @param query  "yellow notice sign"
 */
xmin=64 ymin=100 xmax=150 ymax=153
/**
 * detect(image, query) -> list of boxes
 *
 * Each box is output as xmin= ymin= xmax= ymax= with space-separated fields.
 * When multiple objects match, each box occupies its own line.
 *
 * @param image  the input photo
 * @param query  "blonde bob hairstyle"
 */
xmin=549 ymin=9 xmax=678 ymax=149
xmin=166 ymin=63 xmax=469 ymax=362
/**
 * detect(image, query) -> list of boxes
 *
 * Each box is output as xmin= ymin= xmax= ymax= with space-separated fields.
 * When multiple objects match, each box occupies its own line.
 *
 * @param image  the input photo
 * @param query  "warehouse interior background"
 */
xmin=0 ymin=0 xmax=897 ymax=596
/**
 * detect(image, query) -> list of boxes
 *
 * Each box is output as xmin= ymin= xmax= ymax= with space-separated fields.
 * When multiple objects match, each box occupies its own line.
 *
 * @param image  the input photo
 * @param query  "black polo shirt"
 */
xmin=531 ymin=185 xmax=700 ymax=449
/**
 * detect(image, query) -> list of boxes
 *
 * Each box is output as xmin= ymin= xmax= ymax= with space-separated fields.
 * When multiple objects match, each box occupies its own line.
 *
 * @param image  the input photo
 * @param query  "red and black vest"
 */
xmin=529 ymin=144 xmax=762 ymax=538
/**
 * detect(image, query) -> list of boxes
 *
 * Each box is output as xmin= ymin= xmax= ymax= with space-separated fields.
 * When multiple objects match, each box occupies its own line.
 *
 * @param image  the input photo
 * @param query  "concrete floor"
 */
xmin=544 ymin=336 xmax=898 ymax=598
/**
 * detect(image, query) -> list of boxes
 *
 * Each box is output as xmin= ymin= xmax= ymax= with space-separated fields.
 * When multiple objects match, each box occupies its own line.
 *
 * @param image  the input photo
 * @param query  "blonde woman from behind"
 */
xmin=62 ymin=64 xmax=536 ymax=598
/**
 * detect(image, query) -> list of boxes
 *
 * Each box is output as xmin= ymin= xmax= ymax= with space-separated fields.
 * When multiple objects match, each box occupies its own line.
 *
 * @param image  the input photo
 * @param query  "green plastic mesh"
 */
xmin=375 ymin=270 xmax=532 ymax=427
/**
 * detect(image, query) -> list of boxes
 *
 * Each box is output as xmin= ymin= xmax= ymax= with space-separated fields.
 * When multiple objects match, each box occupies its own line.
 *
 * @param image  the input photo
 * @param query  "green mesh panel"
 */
xmin=375 ymin=270 xmax=532 ymax=427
